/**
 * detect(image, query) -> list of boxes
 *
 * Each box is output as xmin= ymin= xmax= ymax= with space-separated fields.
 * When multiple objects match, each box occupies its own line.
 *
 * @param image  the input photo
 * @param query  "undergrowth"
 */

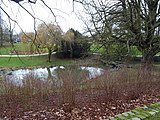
xmin=0 ymin=66 xmax=160 ymax=118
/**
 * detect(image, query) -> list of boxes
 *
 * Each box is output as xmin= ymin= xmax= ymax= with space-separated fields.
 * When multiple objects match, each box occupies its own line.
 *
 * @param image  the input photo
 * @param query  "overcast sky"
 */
xmin=0 ymin=0 xmax=84 ymax=33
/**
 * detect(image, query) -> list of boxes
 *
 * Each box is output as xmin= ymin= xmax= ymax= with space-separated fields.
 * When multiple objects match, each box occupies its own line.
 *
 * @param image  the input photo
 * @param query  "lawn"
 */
xmin=90 ymin=44 xmax=143 ymax=56
xmin=0 ymin=43 xmax=18 ymax=55
xmin=0 ymin=42 xmax=47 ymax=55
xmin=0 ymin=55 xmax=75 ymax=68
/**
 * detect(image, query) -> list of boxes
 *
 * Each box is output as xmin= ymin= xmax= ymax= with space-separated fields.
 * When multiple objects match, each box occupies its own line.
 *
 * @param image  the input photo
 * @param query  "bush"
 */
xmin=56 ymin=29 xmax=90 ymax=58
xmin=57 ymin=39 xmax=90 ymax=58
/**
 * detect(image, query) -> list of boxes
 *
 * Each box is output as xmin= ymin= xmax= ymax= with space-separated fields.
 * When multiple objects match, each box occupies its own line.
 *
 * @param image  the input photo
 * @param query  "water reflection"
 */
xmin=81 ymin=67 xmax=103 ymax=79
xmin=5 ymin=66 xmax=104 ymax=85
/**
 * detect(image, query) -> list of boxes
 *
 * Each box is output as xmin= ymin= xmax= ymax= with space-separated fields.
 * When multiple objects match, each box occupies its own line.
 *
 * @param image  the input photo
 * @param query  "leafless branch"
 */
xmin=40 ymin=0 xmax=57 ymax=24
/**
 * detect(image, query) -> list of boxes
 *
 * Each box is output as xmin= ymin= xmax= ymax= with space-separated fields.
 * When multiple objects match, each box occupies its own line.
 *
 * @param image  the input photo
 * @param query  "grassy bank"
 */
xmin=0 ymin=55 xmax=75 ymax=68
xmin=0 ymin=55 xmax=100 ymax=68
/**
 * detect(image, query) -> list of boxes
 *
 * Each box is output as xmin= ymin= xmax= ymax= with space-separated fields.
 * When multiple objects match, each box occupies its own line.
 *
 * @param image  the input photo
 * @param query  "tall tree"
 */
xmin=36 ymin=23 xmax=63 ymax=62
xmin=75 ymin=0 xmax=160 ymax=70
xmin=120 ymin=0 xmax=160 ymax=70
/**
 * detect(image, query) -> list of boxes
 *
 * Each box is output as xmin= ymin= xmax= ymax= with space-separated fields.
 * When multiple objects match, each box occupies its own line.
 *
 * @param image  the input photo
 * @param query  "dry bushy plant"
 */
xmin=80 ymin=67 xmax=159 ymax=103
xmin=57 ymin=66 xmax=88 ymax=112
xmin=1 ymin=65 xmax=160 ymax=118
xmin=1 ymin=72 xmax=55 ymax=104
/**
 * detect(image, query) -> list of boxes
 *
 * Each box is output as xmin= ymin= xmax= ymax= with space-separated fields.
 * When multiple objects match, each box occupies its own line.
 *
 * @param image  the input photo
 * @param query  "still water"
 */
xmin=4 ymin=66 xmax=104 ymax=85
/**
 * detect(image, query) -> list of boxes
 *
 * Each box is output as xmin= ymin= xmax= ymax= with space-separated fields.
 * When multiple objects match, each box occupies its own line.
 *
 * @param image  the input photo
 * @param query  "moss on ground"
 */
xmin=109 ymin=102 xmax=160 ymax=120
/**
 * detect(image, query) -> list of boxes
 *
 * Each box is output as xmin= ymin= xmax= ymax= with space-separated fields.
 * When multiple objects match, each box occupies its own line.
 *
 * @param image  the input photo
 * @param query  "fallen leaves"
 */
xmin=1 ymin=88 xmax=160 ymax=119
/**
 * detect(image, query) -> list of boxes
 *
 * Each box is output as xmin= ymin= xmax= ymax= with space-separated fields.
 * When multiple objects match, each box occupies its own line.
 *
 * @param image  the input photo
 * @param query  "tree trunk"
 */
xmin=69 ymin=42 xmax=73 ymax=58
xmin=0 ymin=28 xmax=3 ymax=47
xmin=48 ymin=49 xmax=52 ymax=62
xmin=139 ymin=51 xmax=154 ymax=79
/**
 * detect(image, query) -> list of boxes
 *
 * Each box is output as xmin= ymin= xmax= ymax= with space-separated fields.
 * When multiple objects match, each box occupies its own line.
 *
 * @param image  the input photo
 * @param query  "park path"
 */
xmin=0 ymin=53 xmax=48 ymax=57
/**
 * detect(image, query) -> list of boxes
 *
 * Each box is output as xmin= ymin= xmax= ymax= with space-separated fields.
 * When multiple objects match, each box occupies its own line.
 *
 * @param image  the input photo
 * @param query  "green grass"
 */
xmin=0 ymin=42 xmax=98 ymax=68
xmin=0 ymin=47 xmax=12 ymax=55
xmin=0 ymin=55 xmax=74 ymax=68
xmin=0 ymin=43 xmax=24 ymax=55
xmin=0 ymin=42 xmax=47 ymax=55
xmin=90 ymin=44 xmax=106 ymax=54
xmin=0 ymin=44 xmax=15 ymax=55
xmin=90 ymin=43 xmax=143 ymax=56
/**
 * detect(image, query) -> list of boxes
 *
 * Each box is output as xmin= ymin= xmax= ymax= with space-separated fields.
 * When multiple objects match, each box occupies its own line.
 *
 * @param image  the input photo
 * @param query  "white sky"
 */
xmin=0 ymin=0 xmax=85 ymax=33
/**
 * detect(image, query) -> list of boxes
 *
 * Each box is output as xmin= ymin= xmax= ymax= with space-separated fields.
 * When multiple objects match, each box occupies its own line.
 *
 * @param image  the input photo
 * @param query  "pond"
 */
xmin=3 ymin=66 xmax=104 ymax=85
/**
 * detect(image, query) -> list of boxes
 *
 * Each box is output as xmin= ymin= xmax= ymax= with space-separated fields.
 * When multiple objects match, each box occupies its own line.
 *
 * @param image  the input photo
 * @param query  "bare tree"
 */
xmin=75 ymin=0 xmax=160 ymax=71
xmin=10 ymin=0 xmax=36 ymax=4
xmin=0 ymin=0 xmax=59 ymax=43
xmin=36 ymin=23 xmax=63 ymax=62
